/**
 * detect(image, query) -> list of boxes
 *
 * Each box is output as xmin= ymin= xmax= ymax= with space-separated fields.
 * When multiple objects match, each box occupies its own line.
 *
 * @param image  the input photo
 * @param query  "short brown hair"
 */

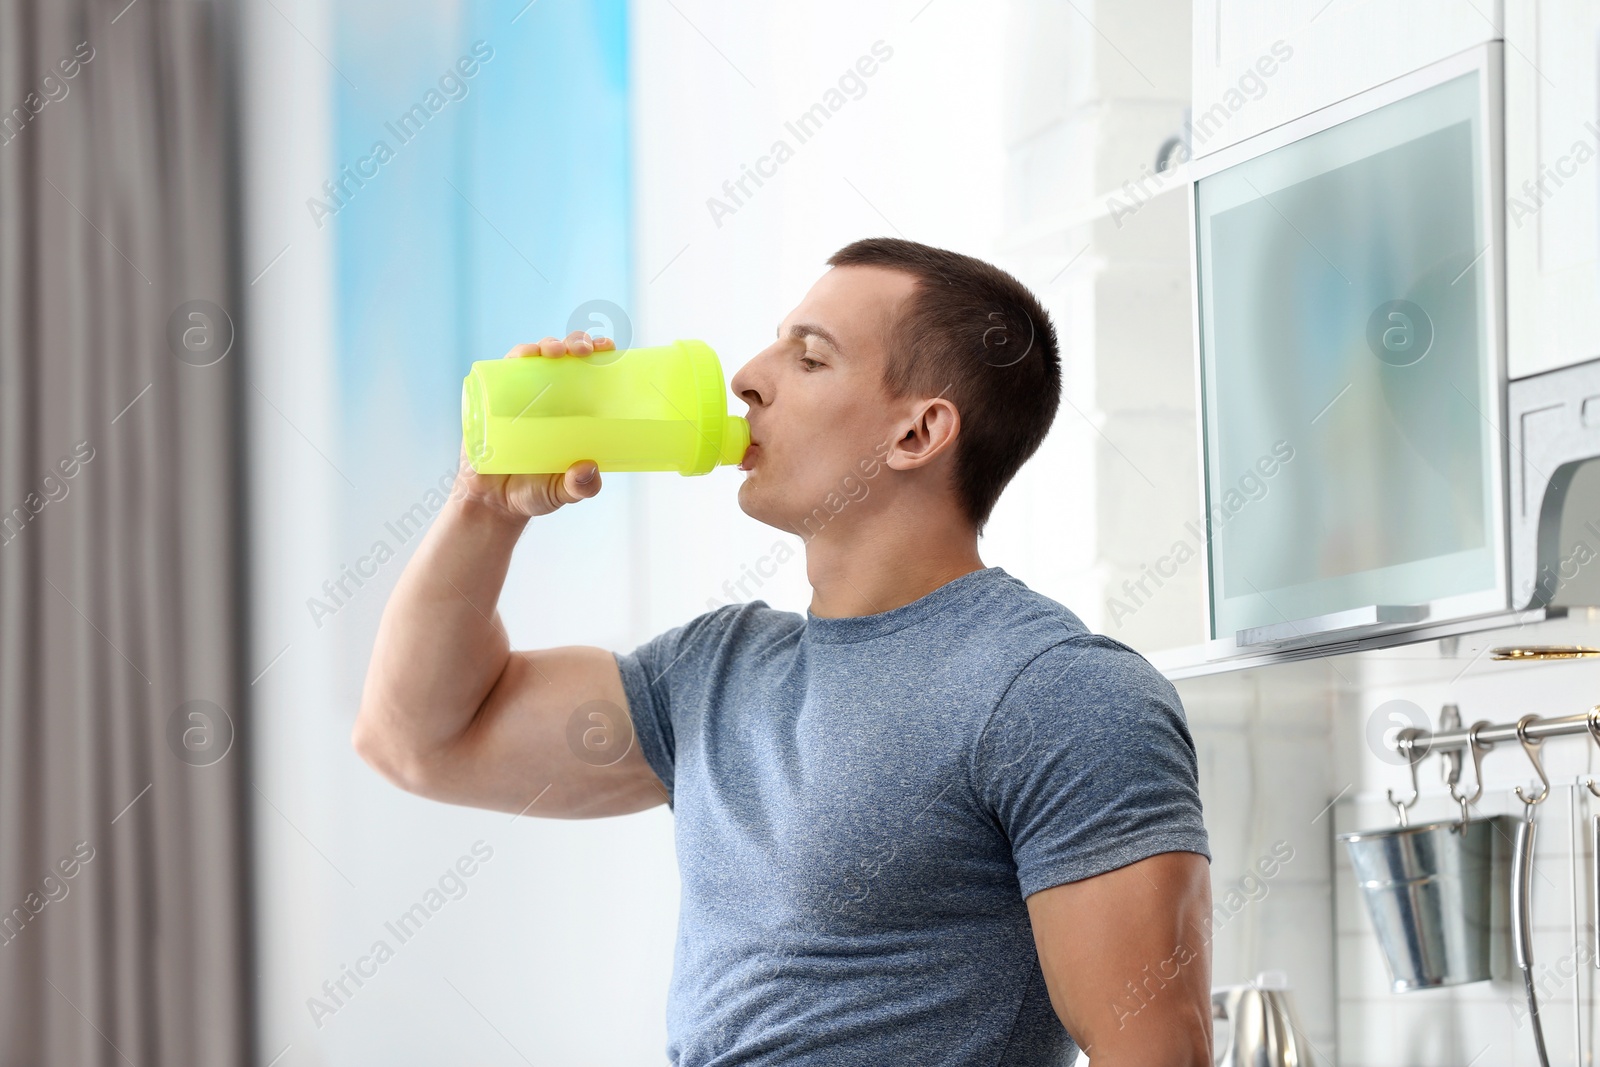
xmin=827 ymin=237 xmax=1060 ymax=534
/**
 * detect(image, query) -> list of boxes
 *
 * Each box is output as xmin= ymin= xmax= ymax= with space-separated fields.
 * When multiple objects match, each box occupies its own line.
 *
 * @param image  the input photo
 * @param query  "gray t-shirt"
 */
xmin=613 ymin=565 xmax=1210 ymax=1066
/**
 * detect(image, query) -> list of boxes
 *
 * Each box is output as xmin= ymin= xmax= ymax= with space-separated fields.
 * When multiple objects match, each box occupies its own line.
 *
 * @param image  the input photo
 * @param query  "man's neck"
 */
xmin=802 ymin=507 xmax=985 ymax=619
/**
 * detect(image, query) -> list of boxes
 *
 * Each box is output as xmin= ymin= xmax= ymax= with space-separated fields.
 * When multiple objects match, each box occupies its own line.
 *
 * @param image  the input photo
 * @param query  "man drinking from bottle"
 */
xmin=354 ymin=237 xmax=1214 ymax=1066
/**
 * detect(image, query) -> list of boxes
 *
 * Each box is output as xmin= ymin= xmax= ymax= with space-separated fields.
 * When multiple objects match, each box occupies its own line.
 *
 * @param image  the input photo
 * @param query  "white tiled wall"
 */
xmin=1177 ymin=663 xmax=1341 ymax=1052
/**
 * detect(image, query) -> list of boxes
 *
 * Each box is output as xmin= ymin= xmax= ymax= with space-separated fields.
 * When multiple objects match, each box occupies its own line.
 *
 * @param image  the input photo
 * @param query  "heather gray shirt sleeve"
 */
xmin=612 ymin=604 xmax=738 ymax=809
xmin=972 ymin=635 xmax=1210 ymax=898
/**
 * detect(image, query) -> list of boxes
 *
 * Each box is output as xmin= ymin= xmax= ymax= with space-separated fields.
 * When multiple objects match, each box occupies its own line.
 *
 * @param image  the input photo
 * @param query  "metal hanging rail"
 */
xmin=1377 ymin=647 xmax=1600 ymax=825
xmin=1383 ymin=701 xmax=1600 ymax=827
xmin=1400 ymin=707 xmax=1600 ymax=755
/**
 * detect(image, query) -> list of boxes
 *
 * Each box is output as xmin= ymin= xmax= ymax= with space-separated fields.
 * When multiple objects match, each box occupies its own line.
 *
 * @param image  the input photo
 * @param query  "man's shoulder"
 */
xmin=616 ymin=598 xmax=803 ymax=708
xmin=701 ymin=597 xmax=804 ymax=630
xmin=973 ymin=573 xmax=1178 ymax=704
xmin=662 ymin=571 xmax=1171 ymax=690
xmin=973 ymin=572 xmax=1152 ymax=667
xmin=666 ymin=597 xmax=804 ymax=655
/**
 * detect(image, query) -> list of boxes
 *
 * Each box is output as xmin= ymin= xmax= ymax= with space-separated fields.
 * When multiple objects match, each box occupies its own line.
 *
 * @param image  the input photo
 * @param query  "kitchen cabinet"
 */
xmin=1189 ymin=44 xmax=1508 ymax=655
xmin=1191 ymin=0 xmax=1501 ymax=158
xmin=1504 ymin=0 xmax=1600 ymax=379
xmin=1164 ymin=3 xmax=1600 ymax=673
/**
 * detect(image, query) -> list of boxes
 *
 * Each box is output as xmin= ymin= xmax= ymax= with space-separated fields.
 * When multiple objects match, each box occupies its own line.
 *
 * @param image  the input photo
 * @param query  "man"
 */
xmin=355 ymin=237 xmax=1214 ymax=1065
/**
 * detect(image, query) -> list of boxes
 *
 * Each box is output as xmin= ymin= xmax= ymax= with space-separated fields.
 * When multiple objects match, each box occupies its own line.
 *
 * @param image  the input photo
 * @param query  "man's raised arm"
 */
xmin=352 ymin=332 xmax=668 ymax=819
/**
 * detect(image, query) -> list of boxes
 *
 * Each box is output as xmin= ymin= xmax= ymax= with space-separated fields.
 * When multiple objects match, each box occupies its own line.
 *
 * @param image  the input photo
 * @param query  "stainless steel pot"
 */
xmin=1338 ymin=814 xmax=1510 ymax=992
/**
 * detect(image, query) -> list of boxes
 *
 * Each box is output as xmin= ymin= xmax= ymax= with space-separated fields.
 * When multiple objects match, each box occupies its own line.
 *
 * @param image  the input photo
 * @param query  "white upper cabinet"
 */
xmin=1504 ymin=0 xmax=1600 ymax=379
xmin=1192 ymin=0 xmax=1503 ymax=159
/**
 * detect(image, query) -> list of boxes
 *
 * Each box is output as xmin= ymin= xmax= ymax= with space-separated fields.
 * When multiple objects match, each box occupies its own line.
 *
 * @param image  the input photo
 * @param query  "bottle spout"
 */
xmin=719 ymin=416 xmax=751 ymax=467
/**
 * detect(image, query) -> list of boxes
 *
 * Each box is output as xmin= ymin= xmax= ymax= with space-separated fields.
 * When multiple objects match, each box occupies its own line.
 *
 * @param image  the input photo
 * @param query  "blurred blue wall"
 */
xmin=330 ymin=0 xmax=632 ymax=489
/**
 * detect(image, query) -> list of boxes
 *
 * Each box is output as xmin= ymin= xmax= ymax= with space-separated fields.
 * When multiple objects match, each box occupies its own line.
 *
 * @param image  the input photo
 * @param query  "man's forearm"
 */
xmin=354 ymin=487 xmax=530 ymax=766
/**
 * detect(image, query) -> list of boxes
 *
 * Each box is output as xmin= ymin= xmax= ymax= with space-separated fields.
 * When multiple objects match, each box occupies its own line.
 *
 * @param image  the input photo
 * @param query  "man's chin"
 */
xmin=734 ymin=478 xmax=762 ymax=520
xmin=734 ymin=479 xmax=790 ymax=533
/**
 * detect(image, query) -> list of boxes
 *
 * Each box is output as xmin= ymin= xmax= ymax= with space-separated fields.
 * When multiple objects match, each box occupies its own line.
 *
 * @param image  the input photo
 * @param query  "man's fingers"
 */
xmin=504 ymin=333 xmax=618 ymax=360
xmin=512 ymin=462 xmax=600 ymax=515
xmin=557 ymin=461 xmax=601 ymax=505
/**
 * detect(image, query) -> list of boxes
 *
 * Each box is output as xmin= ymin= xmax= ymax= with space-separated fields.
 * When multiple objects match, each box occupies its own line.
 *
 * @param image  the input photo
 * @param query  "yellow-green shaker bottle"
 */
xmin=461 ymin=339 xmax=750 ymax=476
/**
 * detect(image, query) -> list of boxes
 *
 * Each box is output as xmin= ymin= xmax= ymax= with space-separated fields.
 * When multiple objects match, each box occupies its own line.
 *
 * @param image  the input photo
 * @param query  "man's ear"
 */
xmin=886 ymin=397 xmax=961 ymax=470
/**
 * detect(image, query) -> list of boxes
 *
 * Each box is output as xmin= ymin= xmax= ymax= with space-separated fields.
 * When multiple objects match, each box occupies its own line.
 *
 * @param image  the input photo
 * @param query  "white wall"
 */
xmin=239 ymin=0 xmax=346 ymax=1060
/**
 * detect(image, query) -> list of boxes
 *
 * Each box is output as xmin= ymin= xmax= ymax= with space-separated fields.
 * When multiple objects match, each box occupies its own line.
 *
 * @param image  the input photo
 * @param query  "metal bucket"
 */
xmin=1338 ymin=815 xmax=1509 ymax=992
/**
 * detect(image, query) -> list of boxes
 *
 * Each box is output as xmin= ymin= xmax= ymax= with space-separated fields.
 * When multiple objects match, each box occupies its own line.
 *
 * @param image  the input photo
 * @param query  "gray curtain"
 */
xmin=0 ymin=0 xmax=251 ymax=1064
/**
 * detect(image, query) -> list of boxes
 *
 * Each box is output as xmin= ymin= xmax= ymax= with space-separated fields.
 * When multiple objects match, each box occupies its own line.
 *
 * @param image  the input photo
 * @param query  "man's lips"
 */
xmin=739 ymin=443 xmax=759 ymax=471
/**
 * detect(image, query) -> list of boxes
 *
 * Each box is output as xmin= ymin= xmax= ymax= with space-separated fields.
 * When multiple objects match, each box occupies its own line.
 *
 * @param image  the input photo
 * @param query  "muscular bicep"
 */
xmin=409 ymin=643 xmax=670 ymax=819
xmin=1025 ymin=850 xmax=1213 ymax=1066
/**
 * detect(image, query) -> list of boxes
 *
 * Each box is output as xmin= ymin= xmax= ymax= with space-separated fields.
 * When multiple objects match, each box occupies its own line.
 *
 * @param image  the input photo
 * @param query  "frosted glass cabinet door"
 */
xmin=1192 ymin=46 xmax=1508 ymax=648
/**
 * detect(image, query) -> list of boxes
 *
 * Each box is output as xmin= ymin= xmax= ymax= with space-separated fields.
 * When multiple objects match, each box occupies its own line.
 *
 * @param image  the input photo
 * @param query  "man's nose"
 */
xmin=730 ymin=353 xmax=768 ymax=409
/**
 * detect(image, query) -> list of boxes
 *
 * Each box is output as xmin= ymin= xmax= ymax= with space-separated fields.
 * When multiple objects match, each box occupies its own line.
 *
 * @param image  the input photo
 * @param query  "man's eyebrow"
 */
xmin=779 ymin=322 xmax=845 ymax=355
